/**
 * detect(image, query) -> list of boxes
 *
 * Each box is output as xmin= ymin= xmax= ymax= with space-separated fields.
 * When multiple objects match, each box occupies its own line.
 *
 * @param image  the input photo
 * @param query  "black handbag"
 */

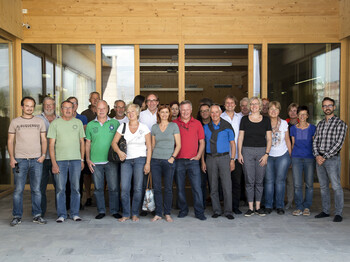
xmin=108 ymin=123 xmax=127 ymax=163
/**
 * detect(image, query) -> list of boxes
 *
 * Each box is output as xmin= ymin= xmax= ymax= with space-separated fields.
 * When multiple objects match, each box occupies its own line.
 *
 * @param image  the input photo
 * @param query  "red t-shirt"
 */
xmin=173 ymin=116 xmax=205 ymax=159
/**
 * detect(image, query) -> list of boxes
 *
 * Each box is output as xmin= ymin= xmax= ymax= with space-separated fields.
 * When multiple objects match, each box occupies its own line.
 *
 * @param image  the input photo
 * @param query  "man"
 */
xmin=139 ymin=93 xmax=159 ymax=216
xmin=48 ymin=100 xmax=85 ymax=222
xmin=220 ymin=95 xmax=243 ymax=214
xmin=237 ymin=97 xmax=250 ymax=117
xmin=261 ymin=98 xmax=270 ymax=117
xmin=81 ymin=91 xmax=100 ymax=123
xmin=113 ymin=99 xmax=129 ymax=124
xmin=81 ymin=92 xmax=100 ymax=206
xmin=173 ymin=100 xmax=206 ymax=220
xmin=67 ymin=96 xmax=88 ymax=128
xmin=202 ymin=104 xmax=235 ymax=220
xmin=8 ymin=96 xmax=47 ymax=226
xmin=139 ymin=93 xmax=159 ymax=131
xmin=313 ymin=97 xmax=347 ymax=222
xmin=86 ymin=100 xmax=121 ymax=219
xmin=37 ymin=96 xmax=60 ymax=217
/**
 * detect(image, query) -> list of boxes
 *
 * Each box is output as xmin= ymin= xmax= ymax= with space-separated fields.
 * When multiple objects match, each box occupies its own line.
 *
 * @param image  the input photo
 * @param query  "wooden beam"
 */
xmin=261 ymin=42 xmax=268 ymax=98
xmin=95 ymin=40 xmax=102 ymax=95
xmin=178 ymin=43 xmax=185 ymax=102
xmin=14 ymin=38 xmax=22 ymax=117
xmin=248 ymin=44 xmax=254 ymax=97
xmin=134 ymin=44 xmax=140 ymax=95
xmin=340 ymin=38 xmax=349 ymax=187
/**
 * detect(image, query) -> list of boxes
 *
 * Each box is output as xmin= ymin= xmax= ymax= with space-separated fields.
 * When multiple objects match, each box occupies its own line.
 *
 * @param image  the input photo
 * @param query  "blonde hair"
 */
xmin=269 ymin=101 xmax=281 ymax=111
xmin=249 ymin=97 xmax=262 ymax=111
xmin=126 ymin=103 xmax=141 ymax=118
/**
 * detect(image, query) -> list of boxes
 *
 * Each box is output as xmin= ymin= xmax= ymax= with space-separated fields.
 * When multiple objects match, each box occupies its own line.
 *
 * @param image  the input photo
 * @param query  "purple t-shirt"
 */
xmin=290 ymin=124 xmax=316 ymax=159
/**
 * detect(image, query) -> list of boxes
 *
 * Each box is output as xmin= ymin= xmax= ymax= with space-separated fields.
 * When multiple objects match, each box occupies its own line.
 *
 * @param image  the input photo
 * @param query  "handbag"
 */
xmin=108 ymin=123 xmax=127 ymax=163
xmin=142 ymin=174 xmax=155 ymax=212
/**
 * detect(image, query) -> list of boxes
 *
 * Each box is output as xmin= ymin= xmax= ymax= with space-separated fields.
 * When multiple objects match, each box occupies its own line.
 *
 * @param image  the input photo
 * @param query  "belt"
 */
xmin=206 ymin=152 xmax=229 ymax=157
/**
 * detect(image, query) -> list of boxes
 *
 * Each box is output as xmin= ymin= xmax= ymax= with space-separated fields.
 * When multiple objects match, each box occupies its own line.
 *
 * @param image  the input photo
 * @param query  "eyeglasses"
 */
xmin=200 ymin=109 xmax=209 ymax=113
xmin=322 ymin=104 xmax=334 ymax=108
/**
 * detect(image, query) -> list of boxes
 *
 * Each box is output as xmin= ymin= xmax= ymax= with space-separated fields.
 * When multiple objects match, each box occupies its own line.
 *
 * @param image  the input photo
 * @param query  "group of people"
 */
xmin=8 ymin=91 xmax=347 ymax=226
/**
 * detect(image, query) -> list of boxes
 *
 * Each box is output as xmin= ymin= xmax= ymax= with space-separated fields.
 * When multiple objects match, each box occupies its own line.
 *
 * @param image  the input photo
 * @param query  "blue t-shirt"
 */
xmin=76 ymin=113 xmax=88 ymax=126
xmin=204 ymin=121 xmax=235 ymax=154
xmin=290 ymin=124 xmax=316 ymax=159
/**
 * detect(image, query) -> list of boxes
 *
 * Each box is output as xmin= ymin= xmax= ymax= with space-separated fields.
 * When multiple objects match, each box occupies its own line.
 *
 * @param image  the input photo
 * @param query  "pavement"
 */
xmin=0 ymin=189 xmax=350 ymax=262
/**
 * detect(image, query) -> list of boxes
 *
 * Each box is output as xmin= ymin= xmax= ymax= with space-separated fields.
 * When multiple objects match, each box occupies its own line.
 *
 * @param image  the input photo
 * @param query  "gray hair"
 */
xmin=126 ymin=103 xmax=141 ymax=117
xmin=180 ymin=100 xmax=192 ymax=109
xmin=240 ymin=97 xmax=249 ymax=106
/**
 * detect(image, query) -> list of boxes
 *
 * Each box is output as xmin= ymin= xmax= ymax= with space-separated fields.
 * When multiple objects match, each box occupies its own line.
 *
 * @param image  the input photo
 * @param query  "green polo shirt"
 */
xmin=85 ymin=117 xmax=120 ymax=163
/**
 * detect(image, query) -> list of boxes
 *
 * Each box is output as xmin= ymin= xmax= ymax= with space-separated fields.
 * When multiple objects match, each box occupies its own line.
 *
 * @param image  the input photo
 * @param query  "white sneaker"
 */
xmin=292 ymin=209 xmax=302 ymax=216
xmin=72 ymin=215 xmax=82 ymax=221
xmin=56 ymin=216 xmax=65 ymax=223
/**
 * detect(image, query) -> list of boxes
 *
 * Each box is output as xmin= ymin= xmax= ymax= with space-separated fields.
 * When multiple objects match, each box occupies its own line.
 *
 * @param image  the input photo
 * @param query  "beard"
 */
xmin=324 ymin=109 xmax=334 ymax=115
xmin=44 ymin=109 xmax=55 ymax=116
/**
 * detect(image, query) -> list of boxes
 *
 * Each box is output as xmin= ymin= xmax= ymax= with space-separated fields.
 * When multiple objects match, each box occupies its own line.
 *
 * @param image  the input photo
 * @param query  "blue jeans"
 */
xmin=175 ymin=159 xmax=205 ymax=217
xmin=151 ymin=158 xmax=175 ymax=217
xmin=316 ymin=155 xmax=344 ymax=216
xmin=13 ymin=158 xmax=43 ymax=218
xmin=120 ymin=157 xmax=146 ymax=217
xmin=40 ymin=159 xmax=56 ymax=216
xmin=265 ymin=151 xmax=291 ymax=209
xmin=93 ymin=162 xmax=120 ymax=215
xmin=54 ymin=160 xmax=81 ymax=219
xmin=292 ymin=157 xmax=315 ymax=210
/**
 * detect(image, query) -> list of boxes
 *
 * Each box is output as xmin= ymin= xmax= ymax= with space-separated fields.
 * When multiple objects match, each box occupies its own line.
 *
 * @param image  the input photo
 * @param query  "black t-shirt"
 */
xmin=239 ymin=115 xmax=272 ymax=147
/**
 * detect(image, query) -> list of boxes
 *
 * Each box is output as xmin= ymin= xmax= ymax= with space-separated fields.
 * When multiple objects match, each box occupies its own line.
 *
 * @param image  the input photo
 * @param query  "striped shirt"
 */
xmin=313 ymin=116 xmax=348 ymax=159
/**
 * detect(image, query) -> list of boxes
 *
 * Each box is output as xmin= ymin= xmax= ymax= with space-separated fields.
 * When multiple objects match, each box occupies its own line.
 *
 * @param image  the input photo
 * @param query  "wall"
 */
xmin=21 ymin=0 xmax=339 ymax=43
xmin=0 ymin=0 xmax=22 ymax=39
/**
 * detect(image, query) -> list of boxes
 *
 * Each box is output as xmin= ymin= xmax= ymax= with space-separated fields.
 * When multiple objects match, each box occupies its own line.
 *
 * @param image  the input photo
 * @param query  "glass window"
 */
xmin=22 ymin=44 xmax=96 ymax=115
xmin=185 ymin=45 xmax=248 ymax=114
xmin=101 ymin=45 xmax=135 ymax=107
xmin=140 ymin=45 xmax=178 ymax=105
xmin=0 ymin=41 xmax=13 ymax=187
xmin=268 ymin=44 xmax=340 ymax=123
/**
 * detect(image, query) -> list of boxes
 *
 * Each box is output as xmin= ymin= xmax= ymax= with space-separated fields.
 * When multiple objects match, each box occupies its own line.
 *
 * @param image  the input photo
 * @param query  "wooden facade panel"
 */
xmin=0 ymin=0 xmax=22 ymax=39
xmin=340 ymin=0 xmax=350 ymax=39
xmin=22 ymin=0 xmax=338 ymax=17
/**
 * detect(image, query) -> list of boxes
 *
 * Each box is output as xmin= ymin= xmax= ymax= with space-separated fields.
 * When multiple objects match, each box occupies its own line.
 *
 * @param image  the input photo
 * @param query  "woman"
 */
xmin=170 ymin=101 xmax=180 ymax=121
xmin=264 ymin=101 xmax=292 ymax=215
xmin=238 ymin=97 xmax=272 ymax=217
xmin=133 ymin=95 xmax=146 ymax=111
xmin=290 ymin=106 xmax=316 ymax=216
xmin=150 ymin=105 xmax=181 ymax=222
xmin=111 ymin=103 xmax=152 ymax=222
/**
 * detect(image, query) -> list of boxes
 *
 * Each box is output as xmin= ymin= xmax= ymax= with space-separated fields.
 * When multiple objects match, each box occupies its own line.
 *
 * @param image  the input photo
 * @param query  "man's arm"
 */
xmin=7 ymin=133 xmax=16 ymax=168
xmin=191 ymin=139 xmax=205 ymax=161
xmin=229 ymin=140 xmax=236 ymax=171
xmin=80 ymin=137 xmax=85 ymax=171
xmin=49 ymin=138 xmax=59 ymax=174
xmin=38 ymin=132 xmax=47 ymax=163
xmin=85 ymin=139 xmax=95 ymax=173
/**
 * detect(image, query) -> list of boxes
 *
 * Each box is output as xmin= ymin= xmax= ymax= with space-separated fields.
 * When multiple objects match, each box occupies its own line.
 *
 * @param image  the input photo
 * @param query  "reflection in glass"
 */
xmin=140 ymin=45 xmax=178 ymax=105
xmin=22 ymin=44 xmax=96 ymax=115
xmin=101 ymin=45 xmax=135 ymax=107
xmin=185 ymin=45 xmax=248 ymax=113
xmin=0 ymin=42 xmax=12 ymax=186
xmin=268 ymin=44 xmax=340 ymax=124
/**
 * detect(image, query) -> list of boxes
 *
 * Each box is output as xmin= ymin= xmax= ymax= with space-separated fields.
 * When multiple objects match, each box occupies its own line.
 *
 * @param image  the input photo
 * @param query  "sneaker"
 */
xmin=244 ymin=209 xmax=254 ymax=217
xmin=264 ymin=208 xmax=273 ymax=214
xmin=277 ymin=208 xmax=285 ymax=215
xmin=56 ymin=217 xmax=65 ymax=223
xmin=293 ymin=209 xmax=303 ymax=216
xmin=72 ymin=215 xmax=82 ymax=221
xmin=302 ymin=208 xmax=310 ymax=216
xmin=315 ymin=212 xmax=330 ymax=219
xmin=10 ymin=217 xmax=21 ymax=226
xmin=196 ymin=215 xmax=207 ymax=221
xmin=255 ymin=209 xmax=266 ymax=216
xmin=333 ymin=215 xmax=343 ymax=222
xmin=33 ymin=216 xmax=47 ymax=224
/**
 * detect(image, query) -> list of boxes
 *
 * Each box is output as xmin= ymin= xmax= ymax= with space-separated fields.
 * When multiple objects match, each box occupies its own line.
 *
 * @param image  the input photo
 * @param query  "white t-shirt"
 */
xmin=139 ymin=108 xmax=157 ymax=131
xmin=220 ymin=111 xmax=242 ymax=159
xmin=270 ymin=119 xmax=289 ymax=157
xmin=117 ymin=122 xmax=150 ymax=160
xmin=114 ymin=115 xmax=129 ymax=124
